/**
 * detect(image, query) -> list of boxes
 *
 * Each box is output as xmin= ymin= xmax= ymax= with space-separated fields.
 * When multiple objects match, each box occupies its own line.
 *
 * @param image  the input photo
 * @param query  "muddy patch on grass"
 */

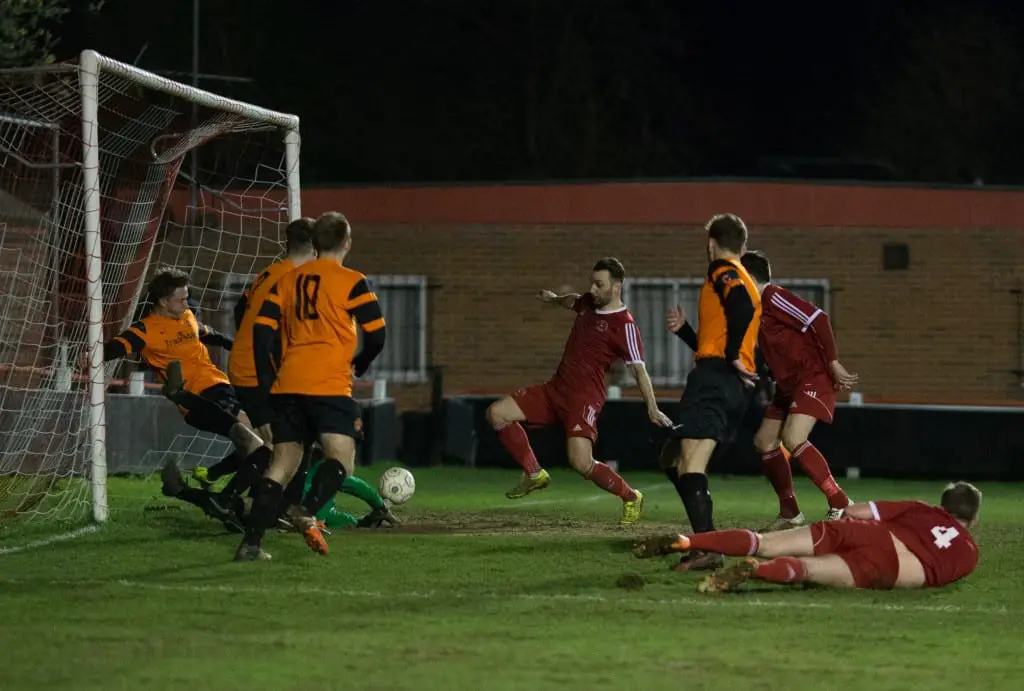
xmin=379 ymin=509 xmax=682 ymax=539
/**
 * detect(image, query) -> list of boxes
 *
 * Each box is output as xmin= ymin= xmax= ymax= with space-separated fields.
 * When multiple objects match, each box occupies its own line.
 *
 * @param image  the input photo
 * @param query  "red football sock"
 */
xmin=585 ymin=461 xmax=637 ymax=501
xmin=793 ymin=442 xmax=849 ymax=510
xmin=752 ymin=557 xmax=807 ymax=584
xmin=496 ymin=423 xmax=542 ymax=475
xmin=761 ymin=448 xmax=801 ymax=518
xmin=686 ymin=529 xmax=760 ymax=556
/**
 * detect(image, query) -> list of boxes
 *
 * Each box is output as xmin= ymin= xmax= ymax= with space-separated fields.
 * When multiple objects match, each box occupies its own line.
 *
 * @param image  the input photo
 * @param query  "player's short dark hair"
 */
xmin=706 ymin=213 xmax=748 ymax=253
xmin=592 ymin=257 xmax=625 ymax=283
xmin=145 ymin=267 xmax=189 ymax=306
xmin=312 ymin=211 xmax=352 ymax=253
xmin=741 ymin=250 xmax=772 ymax=284
xmin=284 ymin=217 xmax=315 ymax=254
xmin=940 ymin=481 xmax=982 ymax=523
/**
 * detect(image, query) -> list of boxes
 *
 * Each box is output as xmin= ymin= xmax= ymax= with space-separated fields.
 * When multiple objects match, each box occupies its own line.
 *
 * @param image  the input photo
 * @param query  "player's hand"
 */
xmin=536 ymin=289 xmax=557 ymax=304
xmin=76 ymin=349 xmax=98 ymax=373
xmin=648 ymin=407 xmax=673 ymax=428
xmin=829 ymin=360 xmax=859 ymax=391
xmin=665 ymin=304 xmax=687 ymax=333
xmin=731 ymin=359 xmax=759 ymax=388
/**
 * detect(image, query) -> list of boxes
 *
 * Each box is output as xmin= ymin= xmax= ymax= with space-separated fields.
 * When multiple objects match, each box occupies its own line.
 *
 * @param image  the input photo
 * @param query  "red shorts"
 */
xmin=765 ymin=377 xmax=835 ymax=424
xmin=511 ymin=382 xmax=602 ymax=442
xmin=811 ymin=520 xmax=899 ymax=589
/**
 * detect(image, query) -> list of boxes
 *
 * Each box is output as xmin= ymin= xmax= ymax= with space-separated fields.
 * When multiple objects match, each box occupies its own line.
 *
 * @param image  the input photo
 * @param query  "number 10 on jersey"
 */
xmin=295 ymin=274 xmax=321 ymax=321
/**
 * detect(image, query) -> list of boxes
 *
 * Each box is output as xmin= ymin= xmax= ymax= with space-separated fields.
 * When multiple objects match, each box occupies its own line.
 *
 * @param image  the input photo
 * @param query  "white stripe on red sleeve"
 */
xmin=624 ymin=322 xmax=644 ymax=364
xmin=770 ymin=293 xmax=823 ymax=332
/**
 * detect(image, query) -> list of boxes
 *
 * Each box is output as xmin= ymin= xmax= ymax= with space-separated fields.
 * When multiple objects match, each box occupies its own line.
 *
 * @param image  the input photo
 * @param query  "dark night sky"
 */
xmin=53 ymin=0 xmax=1024 ymax=185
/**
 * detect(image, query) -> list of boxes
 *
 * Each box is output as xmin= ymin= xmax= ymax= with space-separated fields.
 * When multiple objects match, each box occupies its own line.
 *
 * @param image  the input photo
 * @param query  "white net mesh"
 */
xmin=0 ymin=53 xmax=299 ymax=528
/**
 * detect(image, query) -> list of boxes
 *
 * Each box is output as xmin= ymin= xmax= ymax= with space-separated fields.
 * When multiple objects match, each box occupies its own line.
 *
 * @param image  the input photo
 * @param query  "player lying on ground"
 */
xmin=193 ymin=448 xmax=399 ymax=530
xmin=633 ymin=482 xmax=980 ymax=592
xmin=657 ymin=214 xmax=762 ymax=571
xmin=238 ymin=211 xmax=387 ymax=561
xmin=281 ymin=453 xmax=399 ymax=530
xmin=92 ymin=267 xmax=269 ymax=529
xmin=486 ymin=257 xmax=673 ymax=526
xmin=740 ymin=250 xmax=859 ymax=529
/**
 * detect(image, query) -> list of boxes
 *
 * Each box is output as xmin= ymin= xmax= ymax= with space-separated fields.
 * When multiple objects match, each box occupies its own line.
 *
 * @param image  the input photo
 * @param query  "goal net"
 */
xmin=0 ymin=50 xmax=300 ymax=533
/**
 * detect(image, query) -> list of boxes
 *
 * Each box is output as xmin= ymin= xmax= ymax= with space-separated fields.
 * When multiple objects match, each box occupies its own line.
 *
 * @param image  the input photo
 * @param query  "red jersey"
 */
xmin=870 ymin=500 xmax=979 ymax=587
xmin=758 ymin=284 xmax=838 ymax=394
xmin=550 ymin=293 xmax=645 ymax=400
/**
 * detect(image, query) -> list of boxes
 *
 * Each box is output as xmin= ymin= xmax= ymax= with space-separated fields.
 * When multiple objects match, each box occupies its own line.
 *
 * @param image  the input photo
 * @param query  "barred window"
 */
xmin=622 ymin=277 xmax=830 ymax=386
xmin=363 ymin=275 xmax=428 ymax=382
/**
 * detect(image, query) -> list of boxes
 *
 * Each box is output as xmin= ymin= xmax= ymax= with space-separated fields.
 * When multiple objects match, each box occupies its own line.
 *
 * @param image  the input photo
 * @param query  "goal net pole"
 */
xmin=75 ymin=50 xmax=302 ymax=524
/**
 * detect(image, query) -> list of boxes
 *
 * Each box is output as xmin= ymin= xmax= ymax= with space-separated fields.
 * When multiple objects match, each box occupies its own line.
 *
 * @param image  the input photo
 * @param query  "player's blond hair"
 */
xmin=940 ymin=481 xmax=982 ymax=523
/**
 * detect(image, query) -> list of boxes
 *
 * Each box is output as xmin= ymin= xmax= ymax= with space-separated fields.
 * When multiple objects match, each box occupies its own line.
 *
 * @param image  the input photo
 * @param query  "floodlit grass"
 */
xmin=1 ymin=468 xmax=1021 ymax=690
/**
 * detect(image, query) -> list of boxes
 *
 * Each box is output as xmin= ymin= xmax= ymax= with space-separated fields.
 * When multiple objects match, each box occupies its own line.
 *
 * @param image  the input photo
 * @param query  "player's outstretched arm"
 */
xmin=198 ymin=323 xmax=233 ymax=351
xmin=99 ymin=323 xmax=148 ymax=363
xmin=348 ymin=278 xmax=388 ymax=377
xmin=536 ymin=289 xmax=580 ymax=310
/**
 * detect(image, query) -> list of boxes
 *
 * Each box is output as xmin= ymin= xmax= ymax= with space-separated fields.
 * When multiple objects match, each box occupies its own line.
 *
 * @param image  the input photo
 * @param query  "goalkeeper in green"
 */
xmin=193 ymin=452 xmax=399 ymax=530
xmin=303 ymin=456 xmax=399 ymax=529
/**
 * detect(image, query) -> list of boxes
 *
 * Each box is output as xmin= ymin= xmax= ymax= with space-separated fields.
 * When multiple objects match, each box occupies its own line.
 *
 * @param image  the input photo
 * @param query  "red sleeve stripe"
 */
xmin=624 ymin=322 xmax=644 ymax=364
xmin=769 ymin=293 xmax=822 ymax=332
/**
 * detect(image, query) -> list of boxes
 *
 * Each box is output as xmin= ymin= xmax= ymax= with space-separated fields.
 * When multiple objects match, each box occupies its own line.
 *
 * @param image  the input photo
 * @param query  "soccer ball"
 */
xmin=378 ymin=467 xmax=415 ymax=505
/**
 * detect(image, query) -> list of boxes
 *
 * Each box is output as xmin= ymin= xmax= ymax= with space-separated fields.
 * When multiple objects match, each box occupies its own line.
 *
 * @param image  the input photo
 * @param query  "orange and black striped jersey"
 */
xmin=252 ymin=258 xmax=387 ymax=397
xmin=695 ymin=258 xmax=761 ymax=372
xmin=227 ymin=258 xmax=296 ymax=388
xmin=104 ymin=309 xmax=232 ymax=394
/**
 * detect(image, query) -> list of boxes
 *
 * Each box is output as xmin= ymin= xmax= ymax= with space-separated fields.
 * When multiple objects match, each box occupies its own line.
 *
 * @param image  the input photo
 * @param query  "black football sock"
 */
xmin=678 ymin=472 xmax=716 ymax=533
xmin=301 ymin=458 xmax=347 ymax=516
xmin=207 ymin=451 xmax=241 ymax=481
xmin=220 ymin=446 xmax=272 ymax=500
xmin=244 ymin=478 xmax=284 ymax=547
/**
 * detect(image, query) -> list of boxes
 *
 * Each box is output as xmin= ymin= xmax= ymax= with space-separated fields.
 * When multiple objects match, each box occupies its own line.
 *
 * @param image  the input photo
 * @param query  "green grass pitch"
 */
xmin=1 ymin=467 xmax=1022 ymax=691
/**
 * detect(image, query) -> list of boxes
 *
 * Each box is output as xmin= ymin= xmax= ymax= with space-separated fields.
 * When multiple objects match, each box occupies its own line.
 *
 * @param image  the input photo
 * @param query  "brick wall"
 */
xmin=348 ymin=222 xmax=1024 ymax=408
xmin=163 ymin=181 xmax=1024 ymax=408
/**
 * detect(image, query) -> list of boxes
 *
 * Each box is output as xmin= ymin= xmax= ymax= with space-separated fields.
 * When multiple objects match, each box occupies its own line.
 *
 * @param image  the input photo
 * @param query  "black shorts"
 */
xmin=672 ymin=358 xmax=750 ymax=443
xmin=178 ymin=384 xmax=242 ymax=438
xmin=269 ymin=394 xmax=363 ymax=446
xmin=234 ymin=385 xmax=274 ymax=429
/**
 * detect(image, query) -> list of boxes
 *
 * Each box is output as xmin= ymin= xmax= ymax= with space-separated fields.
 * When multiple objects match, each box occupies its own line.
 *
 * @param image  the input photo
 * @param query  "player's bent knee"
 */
xmin=779 ymin=430 xmax=810 ymax=453
xmin=486 ymin=397 xmax=524 ymax=428
xmin=266 ymin=441 xmax=304 ymax=485
xmin=780 ymin=414 xmax=816 ymax=451
xmin=320 ymin=433 xmax=356 ymax=475
xmin=678 ymin=438 xmax=715 ymax=474
xmin=565 ymin=440 xmax=594 ymax=475
xmin=753 ymin=420 xmax=783 ymax=454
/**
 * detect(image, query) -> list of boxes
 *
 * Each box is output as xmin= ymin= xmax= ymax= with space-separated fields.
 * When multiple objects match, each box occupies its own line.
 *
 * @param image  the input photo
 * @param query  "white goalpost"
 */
xmin=0 ymin=50 xmax=301 ymax=531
